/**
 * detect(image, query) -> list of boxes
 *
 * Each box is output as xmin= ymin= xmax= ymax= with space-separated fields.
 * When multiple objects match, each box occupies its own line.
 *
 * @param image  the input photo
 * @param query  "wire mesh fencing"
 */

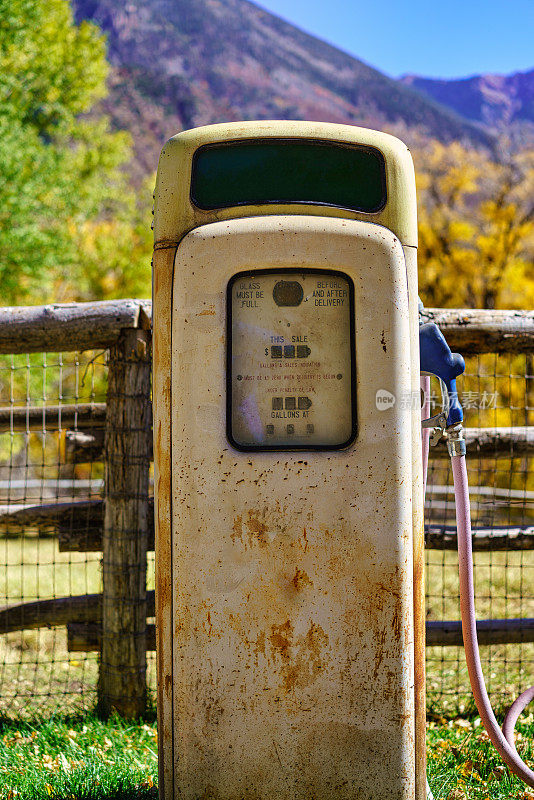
xmin=425 ymin=346 xmax=534 ymax=716
xmin=0 ymin=349 xmax=107 ymax=716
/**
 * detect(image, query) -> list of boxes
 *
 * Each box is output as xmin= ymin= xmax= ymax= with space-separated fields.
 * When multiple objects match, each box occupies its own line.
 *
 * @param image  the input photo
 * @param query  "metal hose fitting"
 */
xmin=446 ymin=422 xmax=466 ymax=457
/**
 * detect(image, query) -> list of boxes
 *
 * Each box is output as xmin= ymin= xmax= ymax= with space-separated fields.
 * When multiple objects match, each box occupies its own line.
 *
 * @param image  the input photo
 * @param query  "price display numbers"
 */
xmin=227 ymin=269 xmax=356 ymax=450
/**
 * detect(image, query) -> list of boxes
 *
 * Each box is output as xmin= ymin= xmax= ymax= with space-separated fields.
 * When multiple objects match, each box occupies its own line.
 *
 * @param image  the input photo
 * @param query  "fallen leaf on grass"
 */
xmin=489 ymin=765 xmax=507 ymax=781
xmin=453 ymin=719 xmax=472 ymax=730
xmin=459 ymin=759 xmax=474 ymax=777
xmin=446 ymin=789 xmax=468 ymax=799
xmin=59 ymin=752 xmax=71 ymax=771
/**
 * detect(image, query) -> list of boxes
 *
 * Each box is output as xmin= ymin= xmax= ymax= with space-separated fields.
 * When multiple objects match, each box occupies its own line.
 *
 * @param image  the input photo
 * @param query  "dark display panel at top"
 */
xmin=191 ymin=139 xmax=386 ymax=213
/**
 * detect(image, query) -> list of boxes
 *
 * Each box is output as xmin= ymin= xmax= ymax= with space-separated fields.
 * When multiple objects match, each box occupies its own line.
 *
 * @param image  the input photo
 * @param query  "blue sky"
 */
xmin=255 ymin=0 xmax=534 ymax=79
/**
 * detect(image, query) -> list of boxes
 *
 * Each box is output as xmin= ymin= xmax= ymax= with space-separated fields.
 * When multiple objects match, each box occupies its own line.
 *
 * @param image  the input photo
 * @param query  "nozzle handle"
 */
xmin=419 ymin=322 xmax=465 ymax=426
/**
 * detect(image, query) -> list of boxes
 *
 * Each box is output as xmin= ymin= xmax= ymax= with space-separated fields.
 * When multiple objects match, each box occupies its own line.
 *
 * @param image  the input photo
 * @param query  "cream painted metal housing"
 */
xmin=152 ymin=122 xmax=424 ymax=800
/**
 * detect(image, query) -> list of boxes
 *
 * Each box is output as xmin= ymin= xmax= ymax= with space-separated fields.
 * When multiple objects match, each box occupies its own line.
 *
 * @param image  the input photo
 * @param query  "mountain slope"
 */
xmin=401 ymin=69 xmax=534 ymax=128
xmin=73 ymin=0 xmax=492 ymax=178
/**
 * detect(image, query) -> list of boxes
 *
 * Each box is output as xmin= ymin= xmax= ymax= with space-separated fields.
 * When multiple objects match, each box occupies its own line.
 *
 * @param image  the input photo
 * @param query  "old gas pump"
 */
xmin=152 ymin=122 xmax=426 ymax=800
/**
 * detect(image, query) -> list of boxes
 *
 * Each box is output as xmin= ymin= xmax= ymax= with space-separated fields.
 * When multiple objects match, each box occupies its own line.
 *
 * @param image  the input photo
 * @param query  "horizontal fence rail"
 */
xmin=431 ymin=426 xmax=534 ymax=458
xmin=0 ymin=592 xmax=155 ymax=633
xmin=426 ymin=619 xmax=534 ymax=647
xmin=2 ymin=499 xmax=533 ymax=553
xmin=421 ymin=308 xmax=534 ymax=354
xmin=0 ymin=403 xmax=107 ymax=434
xmin=0 ymin=300 xmax=150 ymax=354
xmin=4 ymin=303 xmax=532 ymax=354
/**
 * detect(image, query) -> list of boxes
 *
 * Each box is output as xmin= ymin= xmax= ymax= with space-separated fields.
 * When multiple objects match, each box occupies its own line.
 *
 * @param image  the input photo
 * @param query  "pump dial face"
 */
xmin=227 ymin=269 xmax=356 ymax=450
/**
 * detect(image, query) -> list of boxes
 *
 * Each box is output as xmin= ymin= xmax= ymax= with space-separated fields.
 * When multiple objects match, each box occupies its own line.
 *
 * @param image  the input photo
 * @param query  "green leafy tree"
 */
xmin=0 ymin=0 xmax=151 ymax=304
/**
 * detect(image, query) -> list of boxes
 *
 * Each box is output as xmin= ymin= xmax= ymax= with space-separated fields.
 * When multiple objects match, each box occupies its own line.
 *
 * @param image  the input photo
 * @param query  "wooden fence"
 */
xmin=0 ymin=300 xmax=152 ymax=718
xmin=0 ymin=300 xmax=533 ymax=716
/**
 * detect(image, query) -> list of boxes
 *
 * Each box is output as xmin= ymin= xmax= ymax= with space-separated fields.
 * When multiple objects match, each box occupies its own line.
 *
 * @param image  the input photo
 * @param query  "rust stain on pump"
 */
xmin=245 ymin=510 xmax=269 ymax=545
xmin=269 ymin=620 xmax=329 ymax=694
xmin=152 ymin=244 xmax=178 ymax=799
xmin=231 ymin=515 xmax=243 ymax=544
xmin=292 ymin=567 xmax=312 ymax=590
xmin=269 ymin=620 xmax=293 ymax=658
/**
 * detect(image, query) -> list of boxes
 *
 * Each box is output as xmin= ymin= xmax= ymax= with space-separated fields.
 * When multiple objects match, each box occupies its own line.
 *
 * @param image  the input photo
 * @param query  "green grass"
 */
xmin=0 ymin=713 xmax=157 ymax=800
xmin=0 ymin=538 xmax=101 ymax=718
xmin=1 ymin=712 xmax=534 ymax=799
xmin=0 ymin=538 xmax=102 ymax=604
xmin=427 ymin=715 xmax=534 ymax=799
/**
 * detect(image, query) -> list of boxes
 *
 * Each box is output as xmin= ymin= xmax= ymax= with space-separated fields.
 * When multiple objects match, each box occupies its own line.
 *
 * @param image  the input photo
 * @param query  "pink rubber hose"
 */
xmin=451 ymin=453 xmax=534 ymax=787
xmin=421 ymin=377 xmax=431 ymax=498
xmin=421 ymin=389 xmax=534 ymax=787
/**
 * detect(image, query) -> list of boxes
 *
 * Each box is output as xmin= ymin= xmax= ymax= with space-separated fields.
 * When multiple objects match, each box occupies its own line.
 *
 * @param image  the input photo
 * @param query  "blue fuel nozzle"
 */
xmin=419 ymin=322 xmax=465 ymax=426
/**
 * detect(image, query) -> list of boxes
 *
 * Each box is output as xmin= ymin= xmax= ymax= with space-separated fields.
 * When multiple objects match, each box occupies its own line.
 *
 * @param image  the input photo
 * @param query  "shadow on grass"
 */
xmin=40 ymin=777 xmax=158 ymax=800
xmin=0 ymin=705 xmax=157 ymax=733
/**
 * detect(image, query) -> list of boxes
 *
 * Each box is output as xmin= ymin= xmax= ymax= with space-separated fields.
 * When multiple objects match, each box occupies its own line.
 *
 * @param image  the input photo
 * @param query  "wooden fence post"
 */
xmin=98 ymin=327 xmax=152 ymax=717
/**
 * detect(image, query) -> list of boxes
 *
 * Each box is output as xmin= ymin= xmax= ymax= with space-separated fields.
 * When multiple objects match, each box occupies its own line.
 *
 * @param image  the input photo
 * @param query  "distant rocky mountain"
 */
xmin=73 ymin=0 xmax=492 ymax=180
xmin=401 ymin=69 xmax=534 ymax=129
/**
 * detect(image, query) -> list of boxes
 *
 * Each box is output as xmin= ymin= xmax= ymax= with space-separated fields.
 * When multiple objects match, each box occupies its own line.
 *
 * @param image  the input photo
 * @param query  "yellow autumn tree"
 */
xmin=414 ymin=138 xmax=534 ymax=311
xmin=412 ymin=138 xmax=534 ymax=490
